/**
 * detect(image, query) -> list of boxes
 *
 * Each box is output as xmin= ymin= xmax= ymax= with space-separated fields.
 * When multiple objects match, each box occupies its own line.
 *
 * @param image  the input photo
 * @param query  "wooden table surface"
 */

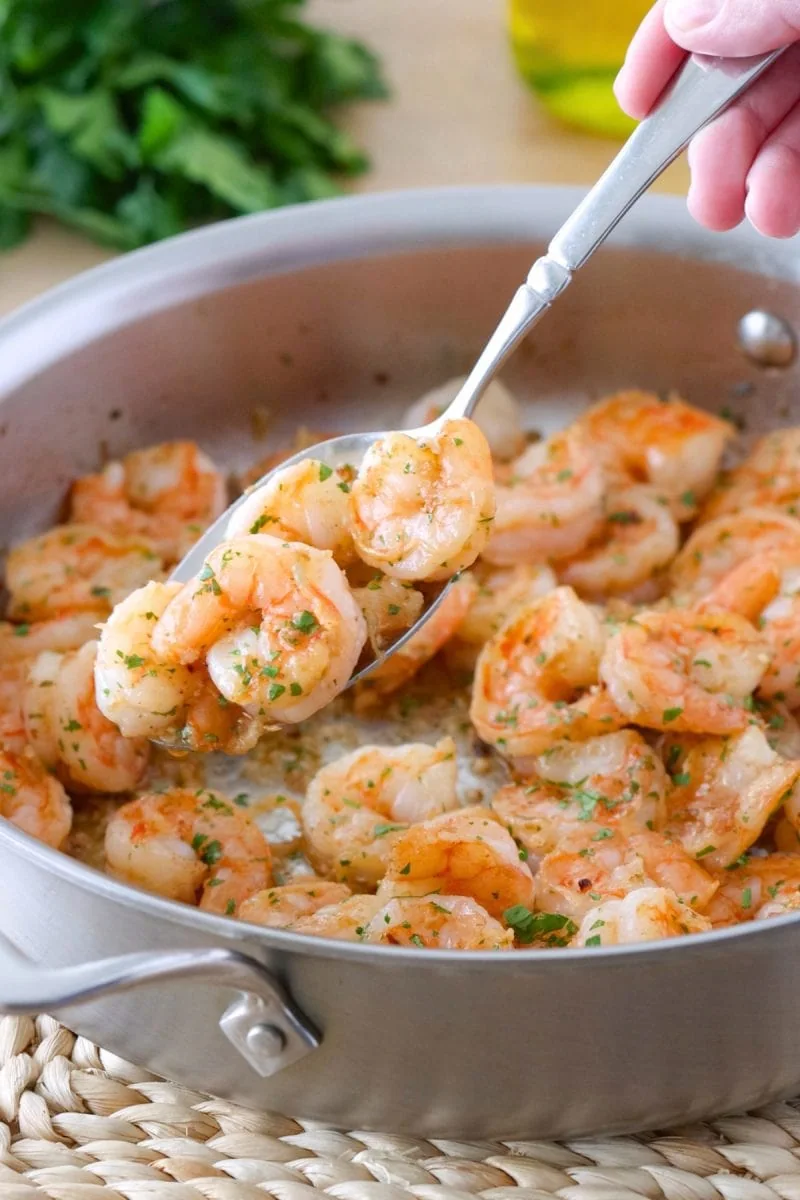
xmin=0 ymin=0 xmax=690 ymax=318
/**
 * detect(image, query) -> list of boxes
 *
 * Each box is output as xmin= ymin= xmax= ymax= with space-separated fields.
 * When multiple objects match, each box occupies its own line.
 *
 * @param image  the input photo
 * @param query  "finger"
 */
xmin=685 ymin=45 xmax=800 ymax=230
xmin=746 ymin=101 xmax=800 ymax=237
xmin=664 ymin=0 xmax=800 ymax=55
xmin=614 ymin=1 xmax=687 ymax=119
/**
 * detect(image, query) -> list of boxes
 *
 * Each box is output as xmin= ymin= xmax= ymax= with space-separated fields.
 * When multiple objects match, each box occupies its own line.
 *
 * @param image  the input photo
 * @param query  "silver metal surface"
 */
xmin=1 ymin=185 xmax=800 ymax=1137
xmin=0 ymin=932 xmax=319 ymax=1076
xmin=174 ymin=46 xmax=785 ymax=692
xmin=738 ymin=309 xmax=798 ymax=367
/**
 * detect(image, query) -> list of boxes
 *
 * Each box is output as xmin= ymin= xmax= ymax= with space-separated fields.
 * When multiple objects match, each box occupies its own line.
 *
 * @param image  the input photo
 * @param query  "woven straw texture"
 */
xmin=7 ymin=1018 xmax=800 ymax=1200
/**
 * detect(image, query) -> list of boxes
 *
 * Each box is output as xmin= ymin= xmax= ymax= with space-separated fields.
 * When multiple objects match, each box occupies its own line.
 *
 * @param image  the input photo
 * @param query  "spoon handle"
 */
xmin=442 ymin=47 xmax=785 ymax=425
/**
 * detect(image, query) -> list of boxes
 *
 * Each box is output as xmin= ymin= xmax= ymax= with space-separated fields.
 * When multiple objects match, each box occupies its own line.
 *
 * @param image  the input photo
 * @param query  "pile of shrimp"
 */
xmin=8 ymin=379 xmax=800 ymax=953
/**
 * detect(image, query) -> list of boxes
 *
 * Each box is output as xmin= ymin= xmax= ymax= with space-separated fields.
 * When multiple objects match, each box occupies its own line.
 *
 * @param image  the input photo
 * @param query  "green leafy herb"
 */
xmin=662 ymin=706 xmax=684 ymax=723
xmin=318 ymin=463 xmax=333 ymax=482
xmin=503 ymin=905 xmax=578 ymax=945
xmin=292 ymin=609 xmax=317 ymax=633
xmin=0 ymin=0 xmax=386 ymax=252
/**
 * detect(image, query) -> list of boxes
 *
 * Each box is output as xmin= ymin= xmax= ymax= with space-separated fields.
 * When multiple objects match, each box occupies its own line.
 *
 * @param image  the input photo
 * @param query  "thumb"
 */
xmin=664 ymin=0 xmax=800 ymax=55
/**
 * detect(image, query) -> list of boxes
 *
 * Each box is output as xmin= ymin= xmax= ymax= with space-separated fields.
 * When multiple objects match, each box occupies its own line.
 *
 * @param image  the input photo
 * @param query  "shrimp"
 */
xmin=0 ymin=613 xmax=100 ymax=662
xmin=349 ymin=418 xmax=495 ymax=581
xmin=238 ymin=881 xmax=352 ymax=928
xmin=291 ymin=894 xmax=384 ymax=941
xmin=574 ymin=887 xmax=712 ymax=946
xmin=0 ymin=613 xmax=101 ymax=753
xmin=704 ymin=853 xmax=800 ymax=925
xmin=598 ymin=608 xmax=769 ymax=735
xmin=535 ymin=830 xmax=718 ymax=922
xmin=5 ymin=524 xmax=163 ymax=622
xmin=451 ymin=562 xmax=557 ymax=657
xmin=558 ymin=485 xmax=679 ymax=599
xmin=353 ymin=573 xmax=476 ymax=708
xmin=0 ymin=747 xmax=72 ymax=849
xmin=701 ymin=428 xmax=800 ymax=522
xmin=227 ymin=459 xmax=356 ymax=567
xmin=380 ymin=806 xmax=535 ymax=919
xmin=668 ymin=508 xmax=800 ymax=604
xmin=483 ymin=428 xmax=605 ymax=565
xmin=351 ymin=575 xmax=425 ymax=655
xmin=364 ymin=895 xmax=514 ymax=949
xmin=755 ymin=890 xmax=800 ymax=920
xmin=470 ymin=587 xmax=622 ymax=761
xmin=69 ymin=440 xmax=226 ymax=563
xmin=402 ymin=376 xmax=526 ymax=462
xmin=492 ymin=731 xmax=667 ymax=859
xmin=663 ymin=727 xmax=800 ymax=871
xmin=240 ymin=428 xmax=339 ymax=489
xmin=756 ymin=561 xmax=800 ymax=707
xmin=150 ymin=534 xmax=366 ymax=725
xmin=105 ymin=788 xmax=272 ymax=916
xmin=575 ymin=390 xmax=732 ymax=520
xmin=95 ymin=580 xmax=260 ymax=754
xmin=23 ymin=642 xmax=150 ymax=793
xmin=302 ymin=738 xmax=458 ymax=888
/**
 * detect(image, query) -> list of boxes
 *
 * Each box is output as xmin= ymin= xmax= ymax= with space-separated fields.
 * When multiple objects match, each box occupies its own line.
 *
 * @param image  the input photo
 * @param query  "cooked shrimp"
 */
xmin=150 ymin=533 xmax=366 ymax=725
xmin=228 ymin=459 xmax=355 ymax=566
xmin=755 ymin=890 xmax=800 ymax=920
xmin=0 ymin=747 xmax=72 ymax=849
xmin=380 ymin=806 xmax=535 ymax=919
xmin=668 ymin=508 xmax=800 ymax=604
xmin=0 ymin=613 xmax=100 ymax=662
xmin=701 ymin=428 xmax=800 ymax=522
xmin=695 ymin=555 xmax=781 ymax=622
xmin=576 ymin=390 xmax=732 ymax=520
xmin=0 ymin=613 xmax=102 ymax=754
xmin=292 ymin=894 xmax=384 ymax=940
xmin=105 ymin=788 xmax=272 ymax=916
xmin=493 ymin=730 xmax=667 ymax=858
xmin=599 ymin=608 xmax=769 ymax=735
xmin=302 ymin=738 xmax=458 ymax=888
xmin=5 ymin=524 xmax=162 ymax=621
xmin=240 ymin=427 xmax=340 ymax=489
xmin=704 ymin=853 xmax=800 ymax=925
xmin=535 ymin=830 xmax=718 ymax=921
xmin=559 ymin=485 xmax=678 ymax=599
xmin=364 ymin=895 xmax=514 ymax=949
xmin=351 ymin=575 xmax=424 ymax=655
xmin=402 ymin=376 xmax=526 ymax=462
xmin=483 ymin=428 xmax=604 ymax=565
xmin=23 ymin=642 xmax=150 ymax=793
xmin=663 ymin=727 xmax=800 ymax=871
xmin=470 ymin=587 xmax=622 ymax=761
xmin=453 ymin=562 xmax=557 ymax=653
xmin=95 ymin=580 xmax=259 ymax=754
xmin=350 ymin=418 xmax=495 ymax=581
xmin=755 ymin=562 xmax=800 ymax=708
xmin=69 ymin=440 xmax=226 ymax=563
xmin=353 ymin=572 xmax=476 ymax=708
xmin=574 ymin=886 xmax=712 ymax=946
xmin=238 ymin=880 xmax=352 ymax=928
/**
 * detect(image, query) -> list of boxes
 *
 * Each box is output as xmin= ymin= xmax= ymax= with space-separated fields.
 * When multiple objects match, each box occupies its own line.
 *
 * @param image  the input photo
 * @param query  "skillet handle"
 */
xmin=0 ymin=934 xmax=319 ymax=1078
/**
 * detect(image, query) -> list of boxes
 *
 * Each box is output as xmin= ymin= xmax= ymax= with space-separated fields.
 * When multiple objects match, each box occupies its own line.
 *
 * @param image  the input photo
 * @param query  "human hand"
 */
xmin=614 ymin=0 xmax=800 ymax=237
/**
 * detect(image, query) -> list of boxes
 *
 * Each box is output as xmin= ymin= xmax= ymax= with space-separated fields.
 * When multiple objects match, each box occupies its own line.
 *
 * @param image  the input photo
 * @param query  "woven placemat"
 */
xmin=4 ymin=1017 xmax=800 ymax=1200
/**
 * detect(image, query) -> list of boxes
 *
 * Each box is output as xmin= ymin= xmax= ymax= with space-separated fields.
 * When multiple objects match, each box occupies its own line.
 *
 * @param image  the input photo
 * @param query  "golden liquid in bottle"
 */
xmin=508 ymin=0 xmax=652 ymax=137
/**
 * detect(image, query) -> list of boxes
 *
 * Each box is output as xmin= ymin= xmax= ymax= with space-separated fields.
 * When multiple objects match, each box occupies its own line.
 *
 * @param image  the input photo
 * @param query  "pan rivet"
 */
xmin=738 ymin=311 xmax=797 ymax=367
xmin=245 ymin=1022 xmax=287 ymax=1059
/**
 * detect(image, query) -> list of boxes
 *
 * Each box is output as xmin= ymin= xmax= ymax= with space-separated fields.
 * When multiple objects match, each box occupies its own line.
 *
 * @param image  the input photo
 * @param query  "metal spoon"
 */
xmin=172 ymin=45 xmax=785 ymax=685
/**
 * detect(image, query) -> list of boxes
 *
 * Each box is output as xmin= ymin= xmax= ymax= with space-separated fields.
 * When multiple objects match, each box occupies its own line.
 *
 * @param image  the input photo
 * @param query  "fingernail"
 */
xmin=665 ymin=0 xmax=721 ymax=31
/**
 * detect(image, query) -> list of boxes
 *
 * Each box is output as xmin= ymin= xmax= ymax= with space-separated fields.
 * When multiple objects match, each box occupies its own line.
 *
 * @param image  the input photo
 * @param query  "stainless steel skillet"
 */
xmin=1 ymin=185 xmax=800 ymax=1139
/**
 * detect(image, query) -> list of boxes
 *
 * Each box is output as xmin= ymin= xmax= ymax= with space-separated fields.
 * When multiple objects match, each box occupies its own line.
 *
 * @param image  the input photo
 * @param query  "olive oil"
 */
xmin=508 ymin=0 xmax=652 ymax=137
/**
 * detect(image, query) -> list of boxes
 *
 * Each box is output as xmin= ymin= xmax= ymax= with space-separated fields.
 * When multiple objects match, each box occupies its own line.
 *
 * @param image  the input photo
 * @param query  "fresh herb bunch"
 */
xmin=0 ymin=0 xmax=386 ymax=250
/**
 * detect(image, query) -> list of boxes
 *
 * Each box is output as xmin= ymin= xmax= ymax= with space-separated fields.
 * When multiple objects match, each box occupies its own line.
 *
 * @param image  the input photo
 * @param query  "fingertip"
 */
xmin=745 ymin=144 xmax=800 ymax=238
xmin=612 ymin=64 xmax=652 ymax=120
xmin=687 ymin=181 xmax=744 ymax=232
